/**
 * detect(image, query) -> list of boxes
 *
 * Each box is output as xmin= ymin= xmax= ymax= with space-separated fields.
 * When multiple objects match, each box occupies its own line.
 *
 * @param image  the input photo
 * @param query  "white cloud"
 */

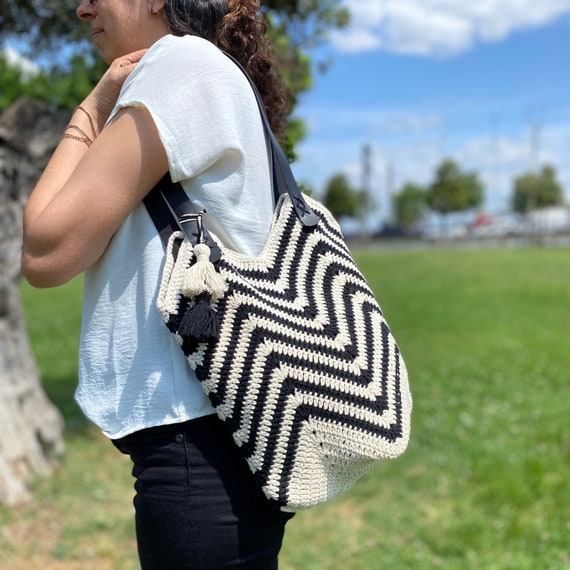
xmin=292 ymin=103 xmax=570 ymax=217
xmin=301 ymin=105 xmax=442 ymax=139
xmin=331 ymin=29 xmax=382 ymax=53
xmin=332 ymin=0 xmax=570 ymax=57
xmin=1 ymin=47 xmax=39 ymax=79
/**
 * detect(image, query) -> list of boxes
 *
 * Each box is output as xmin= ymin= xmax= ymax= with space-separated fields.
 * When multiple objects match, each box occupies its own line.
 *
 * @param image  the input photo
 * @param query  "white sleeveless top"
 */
xmin=76 ymin=35 xmax=274 ymax=439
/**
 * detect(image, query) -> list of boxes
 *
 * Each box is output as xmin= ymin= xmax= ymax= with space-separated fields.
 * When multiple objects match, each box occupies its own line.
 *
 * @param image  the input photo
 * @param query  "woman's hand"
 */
xmin=81 ymin=48 xmax=148 ymax=135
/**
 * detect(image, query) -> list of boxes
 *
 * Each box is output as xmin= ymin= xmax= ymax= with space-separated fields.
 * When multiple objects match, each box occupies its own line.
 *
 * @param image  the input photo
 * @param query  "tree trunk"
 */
xmin=0 ymin=99 xmax=70 ymax=506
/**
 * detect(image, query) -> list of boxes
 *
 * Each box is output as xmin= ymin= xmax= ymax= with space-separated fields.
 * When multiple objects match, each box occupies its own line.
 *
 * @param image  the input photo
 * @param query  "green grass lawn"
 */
xmin=4 ymin=247 xmax=570 ymax=569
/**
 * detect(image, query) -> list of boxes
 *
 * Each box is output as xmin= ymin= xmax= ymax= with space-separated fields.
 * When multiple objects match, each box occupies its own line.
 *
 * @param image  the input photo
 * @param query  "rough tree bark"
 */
xmin=0 ymin=99 xmax=70 ymax=506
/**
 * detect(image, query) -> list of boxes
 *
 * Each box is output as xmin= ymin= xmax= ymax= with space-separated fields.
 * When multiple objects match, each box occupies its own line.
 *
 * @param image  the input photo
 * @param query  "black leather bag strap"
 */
xmin=144 ymin=174 xmax=223 ymax=263
xmin=144 ymin=50 xmax=318 ymax=253
xmin=223 ymin=53 xmax=318 ymax=227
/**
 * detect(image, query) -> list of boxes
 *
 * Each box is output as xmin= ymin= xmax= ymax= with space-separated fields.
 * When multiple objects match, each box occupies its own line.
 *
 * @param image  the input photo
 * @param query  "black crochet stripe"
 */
xmin=192 ymin=293 xmax=405 ymax=488
xmin=207 ymin=321 xmax=405 ymax=463
xmin=216 ymin=234 xmax=364 ymax=307
xmin=194 ymin=292 xmax=387 ymax=394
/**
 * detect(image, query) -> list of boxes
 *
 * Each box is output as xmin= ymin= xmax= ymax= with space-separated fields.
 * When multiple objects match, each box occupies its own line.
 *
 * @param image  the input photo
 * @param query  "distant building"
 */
xmin=524 ymin=206 xmax=570 ymax=234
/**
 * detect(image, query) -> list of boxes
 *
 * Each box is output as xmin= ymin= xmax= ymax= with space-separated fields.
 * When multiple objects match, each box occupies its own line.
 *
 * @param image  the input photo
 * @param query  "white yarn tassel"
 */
xmin=182 ymin=242 xmax=227 ymax=301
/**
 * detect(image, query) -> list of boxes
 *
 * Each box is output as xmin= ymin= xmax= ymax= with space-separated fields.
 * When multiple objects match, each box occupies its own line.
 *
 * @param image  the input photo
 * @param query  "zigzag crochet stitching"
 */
xmin=158 ymin=194 xmax=412 ymax=511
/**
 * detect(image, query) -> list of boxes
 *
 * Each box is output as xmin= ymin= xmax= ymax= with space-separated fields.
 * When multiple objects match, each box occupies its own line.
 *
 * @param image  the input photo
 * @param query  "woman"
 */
xmin=21 ymin=0 xmax=294 ymax=568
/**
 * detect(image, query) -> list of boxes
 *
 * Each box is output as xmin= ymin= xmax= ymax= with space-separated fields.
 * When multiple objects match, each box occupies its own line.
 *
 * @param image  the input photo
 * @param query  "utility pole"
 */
xmin=385 ymin=162 xmax=395 ymax=224
xmin=527 ymin=113 xmax=543 ymax=214
xmin=489 ymin=112 xmax=502 ymax=213
xmin=525 ymin=108 xmax=545 ymax=242
xmin=360 ymin=143 xmax=372 ymax=239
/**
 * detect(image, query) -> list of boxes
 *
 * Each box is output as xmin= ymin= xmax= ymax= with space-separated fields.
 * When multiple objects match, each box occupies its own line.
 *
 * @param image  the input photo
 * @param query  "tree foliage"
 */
xmin=0 ymin=53 xmax=107 ymax=112
xmin=0 ymin=55 xmax=25 ymax=111
xmin=323 ymin=173 xmax=362 ymax=220
xmin=0 ymin=1 xmax=349 ymax=51
xmin=0 ymin=1 xmax=87 ymax=49
xmin=0 ymin=1 xmax=348 ymax=100
xmin=426 ymin=159 xmax=484 ymax=216
xmin=1 ymin=1 xmax=347 ymax=150
xmin=511 ymin=165 xmax=563 ymax=214
xmin=393 ymin=183 xmax=427 ymax=229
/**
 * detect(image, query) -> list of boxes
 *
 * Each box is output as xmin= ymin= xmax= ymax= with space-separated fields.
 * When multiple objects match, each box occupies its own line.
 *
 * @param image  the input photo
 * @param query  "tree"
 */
xmin=323 ymin=173 xmax=363 ymax=220
xmin=426 ymin=159 xmax=484 ymax=216
xmin=512 ymin=165 xmax=563 ymax=214
xmin=0 ymin=99 xmax=67 ymax=506
xmin=393 ymin=183 xmax=427 ymax=229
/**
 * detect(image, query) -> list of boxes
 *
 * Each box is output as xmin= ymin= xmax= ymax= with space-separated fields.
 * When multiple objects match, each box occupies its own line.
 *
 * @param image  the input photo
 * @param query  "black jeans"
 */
xmin=113 ymin=414 xmax=294 ymax=570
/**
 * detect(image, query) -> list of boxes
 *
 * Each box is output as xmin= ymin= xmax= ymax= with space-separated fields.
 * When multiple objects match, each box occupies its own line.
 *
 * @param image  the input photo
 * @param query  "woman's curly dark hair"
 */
xmin=163 ymin=0 xmax=290 ymax=143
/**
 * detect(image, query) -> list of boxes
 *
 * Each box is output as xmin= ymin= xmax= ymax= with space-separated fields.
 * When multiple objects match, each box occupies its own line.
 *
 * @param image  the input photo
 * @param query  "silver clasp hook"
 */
xmin=179 ymin=209 xmax=207 ymax=244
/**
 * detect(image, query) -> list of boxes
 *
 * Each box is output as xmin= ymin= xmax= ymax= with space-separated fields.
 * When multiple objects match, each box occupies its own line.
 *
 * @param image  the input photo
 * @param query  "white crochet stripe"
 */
xmin=225 ymin=321 xmax=407 ymax=468
xmin=156 ymin=232 xmax=195 ymax=322
xmin=241 ymin=353 xmax=408 ymax=475
xmin=219 ymin=227 xmax=364 ymax=310
xmin=208 ymin=261 xmax=376 ymax=350
xmin=276 ymin=420 xmax=378 ymax=510
xmin=157 ymin=193 xmax=412 ymax=510
xmin=204 ymin=310 xmax=394 ymax=406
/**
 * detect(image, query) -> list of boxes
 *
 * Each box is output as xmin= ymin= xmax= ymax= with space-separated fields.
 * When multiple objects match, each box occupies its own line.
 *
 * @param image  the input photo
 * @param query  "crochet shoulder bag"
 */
xmin=144 ymin=55 xmax=412 ymax=512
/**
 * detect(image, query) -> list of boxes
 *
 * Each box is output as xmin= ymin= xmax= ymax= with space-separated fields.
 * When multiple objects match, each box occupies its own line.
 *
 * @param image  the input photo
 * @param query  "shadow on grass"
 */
xmin=42 ymin=374 xmax=91 ymax=433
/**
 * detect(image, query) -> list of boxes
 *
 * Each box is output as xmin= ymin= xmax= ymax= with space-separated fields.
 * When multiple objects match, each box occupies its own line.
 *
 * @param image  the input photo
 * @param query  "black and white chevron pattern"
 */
xmin=157 ymin=194 xmax=412 ymax=511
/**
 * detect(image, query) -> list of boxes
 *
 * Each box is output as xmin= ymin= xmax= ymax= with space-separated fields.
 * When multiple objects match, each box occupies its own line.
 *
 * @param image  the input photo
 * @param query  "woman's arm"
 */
xmin=21 ymin=50 xmax=168 ymax=288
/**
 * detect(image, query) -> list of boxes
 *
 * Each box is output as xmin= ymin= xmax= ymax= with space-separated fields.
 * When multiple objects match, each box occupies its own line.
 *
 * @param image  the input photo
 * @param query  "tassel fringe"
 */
xmin=178 ymin=242 xmax=226 ymax=342
xmin=182 ymin=243 xmax=227 ymax=302
xmin=178 ymin=292 xmax=219 ymax=342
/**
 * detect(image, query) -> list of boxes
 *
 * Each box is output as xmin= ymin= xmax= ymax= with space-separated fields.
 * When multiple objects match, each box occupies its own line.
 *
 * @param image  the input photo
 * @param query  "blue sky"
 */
xmin=291 ymin=0 xmax=570 ymax=224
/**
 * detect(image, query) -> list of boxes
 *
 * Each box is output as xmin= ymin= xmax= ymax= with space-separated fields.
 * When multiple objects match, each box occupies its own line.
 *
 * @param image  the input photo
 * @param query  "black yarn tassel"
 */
xmin=177 ymin=292 xmax=219 ymax=342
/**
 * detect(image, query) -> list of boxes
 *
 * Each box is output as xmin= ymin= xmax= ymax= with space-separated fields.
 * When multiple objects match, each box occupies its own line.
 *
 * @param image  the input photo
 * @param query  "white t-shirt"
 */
xmin=76 ymin=35 xmax=275 ymax=439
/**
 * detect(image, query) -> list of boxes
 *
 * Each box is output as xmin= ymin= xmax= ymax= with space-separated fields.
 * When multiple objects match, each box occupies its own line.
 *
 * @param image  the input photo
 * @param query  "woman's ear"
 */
xmin=149 ymin=0 xmax=166 ymax=16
